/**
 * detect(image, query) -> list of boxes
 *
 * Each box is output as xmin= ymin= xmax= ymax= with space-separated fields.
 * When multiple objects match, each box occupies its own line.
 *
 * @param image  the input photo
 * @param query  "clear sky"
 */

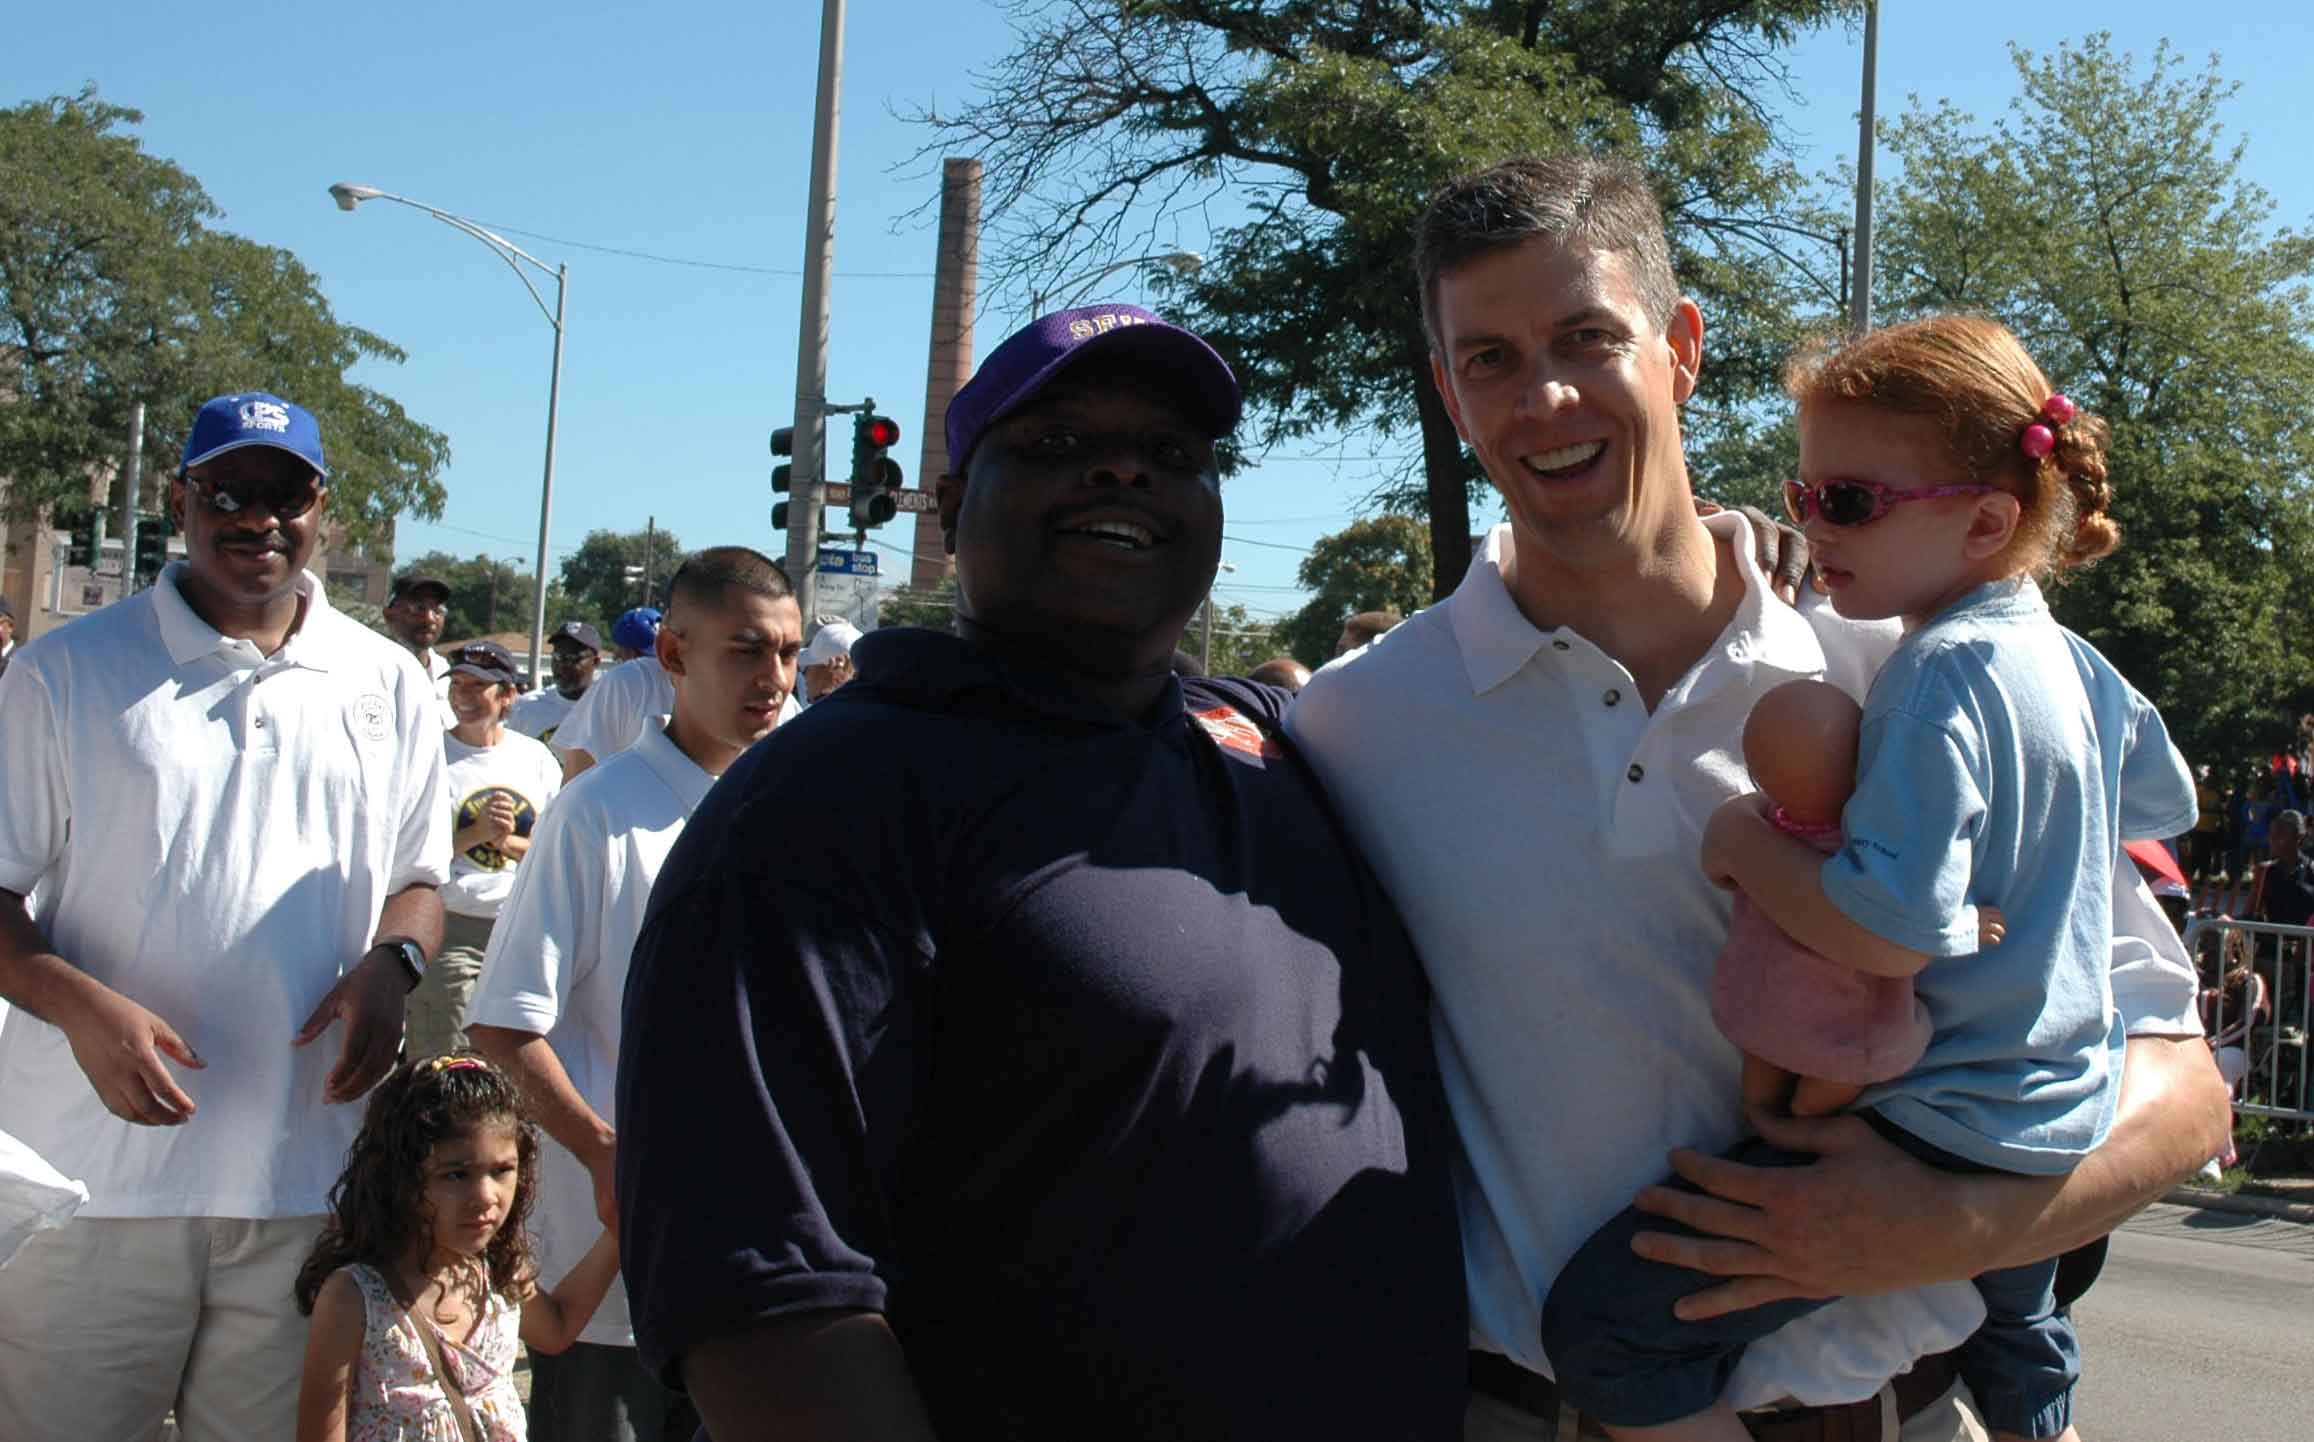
xmin=7 ymin=3 xmax=2305 ymax=625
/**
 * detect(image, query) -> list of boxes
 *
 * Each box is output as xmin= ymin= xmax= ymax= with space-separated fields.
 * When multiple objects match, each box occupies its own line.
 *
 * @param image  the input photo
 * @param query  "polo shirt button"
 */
xmin=1604 ymin=689 xmax=1621 ymax=707
xmin=254 ymin=718 xmax=266 ymax=728
xmin=1552 ymin=638 xmax=1571 ymax=651
xmin=1627 ymin=763 xmax=1644 ymax=783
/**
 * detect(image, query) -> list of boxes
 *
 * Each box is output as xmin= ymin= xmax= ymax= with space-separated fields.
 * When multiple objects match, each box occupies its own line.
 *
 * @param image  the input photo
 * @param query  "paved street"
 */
xmin=2072 ymin=1202 xmax=2311 ymax=1442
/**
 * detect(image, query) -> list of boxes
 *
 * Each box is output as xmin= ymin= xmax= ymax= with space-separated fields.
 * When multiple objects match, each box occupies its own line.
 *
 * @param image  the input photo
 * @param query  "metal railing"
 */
xmin=2180 ymin=915 xmax=2314 ymax=1125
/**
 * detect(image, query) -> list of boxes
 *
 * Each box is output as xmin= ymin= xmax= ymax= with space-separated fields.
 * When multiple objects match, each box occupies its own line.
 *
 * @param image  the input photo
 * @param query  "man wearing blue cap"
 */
xmin=0 ymin=392 xmax=451 ymax=1440
xmin=616 ymin=307 xmax=1467 ymax=1441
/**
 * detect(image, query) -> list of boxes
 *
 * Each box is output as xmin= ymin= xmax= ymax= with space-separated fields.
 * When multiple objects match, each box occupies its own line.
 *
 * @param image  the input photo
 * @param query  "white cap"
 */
xmin=800 ymin=619 xmax=863 ymax=668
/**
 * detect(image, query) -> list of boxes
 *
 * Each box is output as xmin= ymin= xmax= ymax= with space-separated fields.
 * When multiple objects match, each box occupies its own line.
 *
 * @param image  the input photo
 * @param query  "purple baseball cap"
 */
xmin=944 ymin=304 xmax=1242 ymax=474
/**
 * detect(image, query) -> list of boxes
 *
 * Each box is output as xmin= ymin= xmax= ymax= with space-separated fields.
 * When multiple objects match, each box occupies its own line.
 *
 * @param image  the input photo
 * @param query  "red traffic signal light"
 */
xmin=863 ymin=416 xmax=901 ymax=449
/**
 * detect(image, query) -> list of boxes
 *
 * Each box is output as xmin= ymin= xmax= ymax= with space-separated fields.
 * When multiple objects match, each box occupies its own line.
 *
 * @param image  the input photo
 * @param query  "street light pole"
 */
xmin=783 ymin=0 xmax=849 ymax=632
xmin=327 ymin=182 xmax=568 ymax=684
xmin=1849 ymin=0 xmax=1881 ymax=337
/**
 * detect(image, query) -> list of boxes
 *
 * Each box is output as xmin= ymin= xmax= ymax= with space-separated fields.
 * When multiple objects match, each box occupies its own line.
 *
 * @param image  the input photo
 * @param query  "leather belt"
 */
xmin=1469 ymin=1350 xmax=1963 ymax=1442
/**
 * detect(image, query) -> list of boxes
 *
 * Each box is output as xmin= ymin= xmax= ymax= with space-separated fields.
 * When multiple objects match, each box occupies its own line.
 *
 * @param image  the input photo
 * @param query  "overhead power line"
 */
xmin=474 ymin=219 xmax=932 ymax=280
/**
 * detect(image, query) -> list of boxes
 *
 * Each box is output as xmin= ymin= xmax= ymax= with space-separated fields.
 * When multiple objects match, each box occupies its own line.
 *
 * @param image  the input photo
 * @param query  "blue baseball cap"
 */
xmin=181 ymin=392 xmax=328 ymax=478
xmin=611 ymin=607 xmax=662 ymax=652
xmin=944 ymin=304 xmax=1241 ymax=474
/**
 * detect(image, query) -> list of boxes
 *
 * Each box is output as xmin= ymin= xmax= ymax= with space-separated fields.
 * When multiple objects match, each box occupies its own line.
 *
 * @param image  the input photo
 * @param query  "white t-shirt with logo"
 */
xmin=467 ymin=723 xmax=713 ymax=1346
xmin=0 ymin=564 xmax=449 ymax=1219
xmin=441 ymin=730 xmax=563 ymax=920
xmin=506 ymin=687 xmax=584 ymax=746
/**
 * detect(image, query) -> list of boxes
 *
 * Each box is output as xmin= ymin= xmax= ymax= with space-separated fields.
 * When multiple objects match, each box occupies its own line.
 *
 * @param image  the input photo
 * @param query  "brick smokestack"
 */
xmin=911 ymin=158 xmax=980 ymax=591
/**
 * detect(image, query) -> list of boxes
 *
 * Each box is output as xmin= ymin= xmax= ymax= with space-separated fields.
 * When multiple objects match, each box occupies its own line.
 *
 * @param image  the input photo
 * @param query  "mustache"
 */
xmin=216 ymin=530 xmax=291 ymax=553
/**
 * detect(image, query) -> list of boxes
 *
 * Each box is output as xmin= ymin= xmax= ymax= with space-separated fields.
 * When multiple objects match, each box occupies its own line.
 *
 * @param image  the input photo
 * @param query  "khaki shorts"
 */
xmin=0 ymin=1213 xmax=327 ymax=1442
xmin=405 ymin=908 xmax=496 ymax=1059
xmin=1465 ymin=1375 xmax=1991 ymax=1442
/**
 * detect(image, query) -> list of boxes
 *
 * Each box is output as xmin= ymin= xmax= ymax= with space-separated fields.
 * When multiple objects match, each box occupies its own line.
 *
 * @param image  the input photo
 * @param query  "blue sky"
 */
xmin=7 ymin=3 xmax=2305 ymax=625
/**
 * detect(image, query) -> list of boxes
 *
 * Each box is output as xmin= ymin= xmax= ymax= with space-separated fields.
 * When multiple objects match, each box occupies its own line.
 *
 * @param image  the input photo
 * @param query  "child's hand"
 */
xmin=1977 ymin=906 xmax=2007 ymax=948
xmin=1701 ymin=793 xmax=1774 ymax=890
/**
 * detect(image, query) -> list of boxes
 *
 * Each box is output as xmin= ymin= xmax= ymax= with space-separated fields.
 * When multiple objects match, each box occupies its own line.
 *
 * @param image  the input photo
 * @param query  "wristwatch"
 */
xmin=376 ymin=938 xmax=427 ymax=990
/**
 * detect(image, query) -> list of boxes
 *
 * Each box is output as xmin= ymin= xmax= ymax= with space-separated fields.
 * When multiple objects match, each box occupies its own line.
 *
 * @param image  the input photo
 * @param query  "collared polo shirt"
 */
xmin=467 ymin=722 xmax=713 ymax=1348
xmin=615 ymin=628 xmax=1466 ymax=1440
xmin=1286 ymin=515 xmax=2202 ymax=1409
xmin=417 ymin=644 xmax=456 ymax=729
xmin=0 ymin=563 xmax=449 ymax=1218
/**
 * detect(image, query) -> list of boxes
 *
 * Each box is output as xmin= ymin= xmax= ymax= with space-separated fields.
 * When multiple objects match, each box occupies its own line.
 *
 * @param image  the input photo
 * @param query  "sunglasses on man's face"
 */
xmin=1781 ymin=476 xmax=2000 ymax=529
xmin=191 ymin=469 xmax=324 ymax=521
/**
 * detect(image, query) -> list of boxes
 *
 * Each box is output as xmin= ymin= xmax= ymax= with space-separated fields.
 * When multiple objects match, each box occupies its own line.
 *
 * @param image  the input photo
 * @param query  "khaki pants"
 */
xmin=1466 ymin=1376 xmax=1992 ymax=1442
xmin=405 ymin=909 xmax=495 ymax=1059
xmin=0 ymin=1213 xmax=327 ymax=1442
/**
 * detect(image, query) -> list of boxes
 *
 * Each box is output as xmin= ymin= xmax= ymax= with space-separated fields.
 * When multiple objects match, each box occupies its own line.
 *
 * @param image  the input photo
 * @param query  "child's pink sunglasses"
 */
xmin=1782 ymin=476 xmax=2002 ymax=528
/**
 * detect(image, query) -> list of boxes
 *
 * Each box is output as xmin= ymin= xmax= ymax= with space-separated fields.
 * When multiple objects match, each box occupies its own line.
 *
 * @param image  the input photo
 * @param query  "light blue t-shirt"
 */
xmin=1827 ymin=579 xmax=2196 ymax=1174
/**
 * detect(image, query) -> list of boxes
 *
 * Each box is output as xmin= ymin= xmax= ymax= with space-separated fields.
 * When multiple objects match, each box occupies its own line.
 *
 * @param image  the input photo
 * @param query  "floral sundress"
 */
xmin=341 ymin=1263 xmax=525 ymax=1442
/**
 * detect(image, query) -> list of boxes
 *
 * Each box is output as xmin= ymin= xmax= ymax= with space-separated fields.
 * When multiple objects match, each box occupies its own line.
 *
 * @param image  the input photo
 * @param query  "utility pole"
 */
xmin=782 ymin=0 xmax=848 ymax=631
xmin=116 ymin=403 xmax=144 ymax=594
xmin=642 ymin=515 xmax=656 ymax=603
xmin=486 ymin=558 xmax=501 ymax=634
xmin=1849 ymin=0 xmax=1880 ymax=337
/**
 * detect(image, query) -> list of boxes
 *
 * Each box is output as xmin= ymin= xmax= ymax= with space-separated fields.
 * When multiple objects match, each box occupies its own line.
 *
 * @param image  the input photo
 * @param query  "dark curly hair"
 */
xmin=294 ymin=1052 xmax=541 ymax=1314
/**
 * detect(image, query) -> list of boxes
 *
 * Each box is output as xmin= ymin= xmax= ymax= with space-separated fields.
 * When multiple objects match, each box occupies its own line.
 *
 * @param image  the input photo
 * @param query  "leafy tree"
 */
xmin=1274 ymin=514 xmax=1434 ymax=665
xmin=910 ymin=1 xmax=1856 ymax=596
xmin=1817 ymin=36 xmax=2314 ymax=767
xmin=0 ymin=90 xmax=448 ymax=547
xmin=400 ymin=549 xmax=548 ymax=645
xmin=558 ymin=526 xmax=684 ymax=635
xmin=877 ymin=577 xmax=959 ymax=633
xmin=1190 ymin=599 xmax=1281 ymax=677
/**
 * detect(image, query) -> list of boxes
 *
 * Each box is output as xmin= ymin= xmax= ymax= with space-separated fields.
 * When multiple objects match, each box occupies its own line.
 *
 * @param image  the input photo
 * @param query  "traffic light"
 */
xmin=62 ymin=508 xmax=98 ymax=568
xmin=134 ymin=512 xmax=169 ymax=582
xmin=847 ymin=412 xmax=902 ymax=530
xmin=770 ymin=426 xmax=795 ymax=530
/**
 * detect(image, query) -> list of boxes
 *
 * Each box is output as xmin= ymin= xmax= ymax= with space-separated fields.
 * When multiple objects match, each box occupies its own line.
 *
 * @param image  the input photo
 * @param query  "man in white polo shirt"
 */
xmin=556 ymin=594 xmax=799 ymax=781
xmin=469 ymin=546 xmax=801 ymax=1442
xmin=0 ymin=391 xmax=448 ymax=1442
xmin=1286 ymin=156 xmax=2229 ymax=1442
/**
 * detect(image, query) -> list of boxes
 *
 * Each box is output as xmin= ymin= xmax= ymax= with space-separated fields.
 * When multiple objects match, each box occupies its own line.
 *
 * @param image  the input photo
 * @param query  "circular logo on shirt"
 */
xmin=353 ymin=693 xmax=392 ymax=742
xmin=455 ymin=787 xmax=540 ymax=871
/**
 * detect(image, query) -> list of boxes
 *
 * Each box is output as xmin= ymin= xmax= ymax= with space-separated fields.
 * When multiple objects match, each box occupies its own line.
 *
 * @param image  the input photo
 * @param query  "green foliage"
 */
xmin=400 ymin=549 xmax=554 ymax=645
xmin=1274 ymin=514 xmax=1434 ymax=666
xmin=911 ymin=2 xmax=1859 ymax=597
xmin=1196 ymin=599 xmax=1281 ymax=677
xmin=876 ymin=576 xmax=959 ymax=633
xmin=1844 ymin=36 xmax=2314 ymax=767
xmin=0 ymin=89 xmax=448 ymax=547
xmin=557 ymin=526 xmax=684 ymax=635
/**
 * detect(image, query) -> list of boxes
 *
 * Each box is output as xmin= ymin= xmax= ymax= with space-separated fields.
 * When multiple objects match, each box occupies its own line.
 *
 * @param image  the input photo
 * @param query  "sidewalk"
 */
xmin=2164 ymin=1175 xmax=2314 ymax=1224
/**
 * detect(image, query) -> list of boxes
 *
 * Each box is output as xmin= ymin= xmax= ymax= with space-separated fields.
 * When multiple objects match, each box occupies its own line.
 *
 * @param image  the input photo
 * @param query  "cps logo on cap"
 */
xmin=240 ymin=400 xmax=292 ymax=433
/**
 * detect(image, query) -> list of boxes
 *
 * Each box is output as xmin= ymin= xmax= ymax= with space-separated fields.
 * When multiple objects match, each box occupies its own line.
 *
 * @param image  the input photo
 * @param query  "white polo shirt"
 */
xmin=467 ymin=722 xmax=712 ymax=1347
xmin=416 ymin=645 xmax=456 ymax=729
xmin=0 ymin=564 xmax=449 ymax=1219
xmin=552 ymin=654 xmax=799 ymax=764
xmin=1286 ymin=515 xmax=2200 ymax=1409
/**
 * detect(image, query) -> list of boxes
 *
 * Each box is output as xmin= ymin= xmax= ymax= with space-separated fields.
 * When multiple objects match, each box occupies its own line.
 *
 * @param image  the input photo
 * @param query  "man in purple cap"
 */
xmin=616 ymin=305 xmax=1467 ymax=1441
xmin=0 ymin=392 xmax=450 ymax=1440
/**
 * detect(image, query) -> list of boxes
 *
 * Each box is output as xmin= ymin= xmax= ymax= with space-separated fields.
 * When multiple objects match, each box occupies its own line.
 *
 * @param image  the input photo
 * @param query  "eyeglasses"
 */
xmin=192 ymin=471 xmax=324 ymax=521
xmin=1782 ymin=476 xmax=2001 ymax=529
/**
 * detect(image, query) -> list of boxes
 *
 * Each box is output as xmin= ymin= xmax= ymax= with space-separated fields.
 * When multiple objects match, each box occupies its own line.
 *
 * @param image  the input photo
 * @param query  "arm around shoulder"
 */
xmin=295 ymin=1268 xmax=365 ymax=1442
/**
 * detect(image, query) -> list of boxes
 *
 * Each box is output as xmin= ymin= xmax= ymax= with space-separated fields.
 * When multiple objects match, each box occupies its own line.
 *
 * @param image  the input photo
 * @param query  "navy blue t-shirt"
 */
xmin=616 ymin=628 xmax=1466 ymax=1440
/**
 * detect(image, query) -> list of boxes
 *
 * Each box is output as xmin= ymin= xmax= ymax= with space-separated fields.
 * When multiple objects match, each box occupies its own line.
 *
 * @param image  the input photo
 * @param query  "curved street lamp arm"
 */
xmin=361 ymin=190 xmax=561 ymax=330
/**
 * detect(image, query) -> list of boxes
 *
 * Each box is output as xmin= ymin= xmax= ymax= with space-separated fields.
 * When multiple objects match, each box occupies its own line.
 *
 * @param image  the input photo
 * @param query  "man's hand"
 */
xmin=1701 ymin=792 xmax=1773 ymax=892
xmin=1697 ymin=499 xmax=1811 ymax=604
xmin=585 ymin=1135 xmax=620 ymax=1233
xmin=293 ymin=948 xmax=410 ymax=1104
xmin=1629 ymin=1106 xmax=1997 ymax=1320
xmin=60 ymin=983 xmax=205 ymax=1126
xmin=1977 ymin=905 xmax=2007 ymax=948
